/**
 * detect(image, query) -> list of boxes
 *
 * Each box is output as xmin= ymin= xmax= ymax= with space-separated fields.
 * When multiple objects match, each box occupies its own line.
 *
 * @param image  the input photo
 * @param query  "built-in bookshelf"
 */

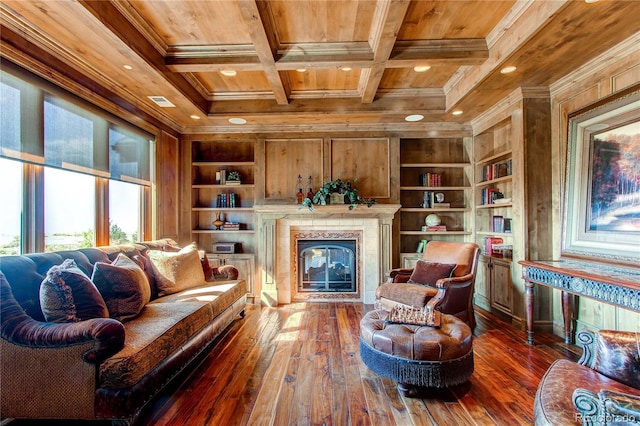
xmin=398 ymin=137 xmax=473 ymax=266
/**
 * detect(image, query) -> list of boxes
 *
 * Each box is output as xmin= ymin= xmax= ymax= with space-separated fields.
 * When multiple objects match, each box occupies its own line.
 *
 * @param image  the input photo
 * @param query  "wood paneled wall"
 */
xmin=155 ymin=131 xmax=179 ymax=240
xmin=549 ymin=34 xmax=640 ymax=333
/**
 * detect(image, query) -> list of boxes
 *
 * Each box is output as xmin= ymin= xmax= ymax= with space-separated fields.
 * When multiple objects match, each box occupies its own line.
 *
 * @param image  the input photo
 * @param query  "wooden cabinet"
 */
xmin=207 ymin=253 xmax=256 ymax=303
xmin=190 ymin=139 xmax=257 ymax=261
xmin=471 ymin=89 xmax=553 ymax=327
xmin=398 ymin=138 xmax=473 ymax=256
xmin=476 ymin=256 xmax=513 ymax=315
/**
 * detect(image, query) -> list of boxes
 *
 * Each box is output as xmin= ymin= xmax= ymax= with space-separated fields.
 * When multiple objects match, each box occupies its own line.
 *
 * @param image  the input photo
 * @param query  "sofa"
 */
xmin=0 ymin=238 xmax=246 ymax=424
xmin=534 ymin=329 xmax=640 ymax=425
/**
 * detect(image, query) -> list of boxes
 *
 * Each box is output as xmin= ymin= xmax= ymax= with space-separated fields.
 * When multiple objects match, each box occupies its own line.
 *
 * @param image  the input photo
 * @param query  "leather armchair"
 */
xmin=572 ymin=330 xmax=640 ymax=425
xmin=375 ymin=241 xmax=479 ymax=329
xmin=534 ymin=329 xmax=640 ymax=426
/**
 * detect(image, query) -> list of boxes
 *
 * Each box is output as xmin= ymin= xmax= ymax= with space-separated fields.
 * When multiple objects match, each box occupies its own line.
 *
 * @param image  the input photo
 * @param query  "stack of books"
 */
xmin=222 ymin=222 xmax=240 ymax=231
xmin=419 ymin=173 xmax=442 ymax=187
xmin=483 ymin=237 xmax=503 ymax=256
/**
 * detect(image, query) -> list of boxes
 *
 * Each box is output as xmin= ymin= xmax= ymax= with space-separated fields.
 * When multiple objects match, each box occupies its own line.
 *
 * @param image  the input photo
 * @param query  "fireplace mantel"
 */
xmin=254 ymin=204 xmax=402 ymax=217
xmin=255 ymin=204 xmax=401 ymax=306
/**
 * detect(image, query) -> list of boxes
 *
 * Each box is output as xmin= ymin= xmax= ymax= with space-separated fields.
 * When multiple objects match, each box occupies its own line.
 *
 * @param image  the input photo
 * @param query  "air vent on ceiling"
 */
xmin=147 ymin=96 xmax=175 ymax=107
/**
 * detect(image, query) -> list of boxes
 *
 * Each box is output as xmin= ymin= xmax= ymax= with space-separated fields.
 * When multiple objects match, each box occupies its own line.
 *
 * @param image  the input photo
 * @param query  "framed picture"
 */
xmin=562 ymin=83 xmax=640 ymax=266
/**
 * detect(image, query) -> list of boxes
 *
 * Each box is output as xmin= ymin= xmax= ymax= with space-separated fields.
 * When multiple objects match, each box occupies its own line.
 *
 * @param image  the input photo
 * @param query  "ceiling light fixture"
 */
xmin=296 ymin=68 xmax=307 ymax=73
xmin=229 ymin=117 xmax=247 ymax=125
xmin=584 ymin=0 xmax=599 ymax=3
xmin=500 ymin=65 xmax=517 ymax=74
xmin=190 ymin=114 xmax=201 ymax=120
xmin=123 ymin=64 xmax=133 ymax=70
xmin=405 ymin=114 xmax=424 ymax=122
xmin=340 ymin=66 xmax=352 ymax=72
xmin=452 ymin=110 xmax=463 ymax=116
xmin=413 ymin=65 xmax=431 ymax=73
xmin=220 ymin=69 xmax=237 ymax=77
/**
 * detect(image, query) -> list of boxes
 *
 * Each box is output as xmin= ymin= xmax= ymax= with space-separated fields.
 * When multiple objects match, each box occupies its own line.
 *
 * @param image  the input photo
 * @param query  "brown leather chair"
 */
xmin=535 ymin=330 xmax=640 ymax=426
xmin=375 ymin=241 xmax=480 ymax=329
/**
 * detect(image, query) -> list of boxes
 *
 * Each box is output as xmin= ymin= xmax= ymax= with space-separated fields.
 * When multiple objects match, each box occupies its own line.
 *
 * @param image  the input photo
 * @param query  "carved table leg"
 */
xmin=525 ymin=277 xmax=535 ymax=345
xmin=561 ymin=291 xmax=573 ymax=344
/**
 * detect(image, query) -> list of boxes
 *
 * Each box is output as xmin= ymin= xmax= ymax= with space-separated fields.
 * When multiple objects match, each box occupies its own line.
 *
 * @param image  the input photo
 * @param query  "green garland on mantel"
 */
xmin=301 ymin=178 xmax=376 ymax=211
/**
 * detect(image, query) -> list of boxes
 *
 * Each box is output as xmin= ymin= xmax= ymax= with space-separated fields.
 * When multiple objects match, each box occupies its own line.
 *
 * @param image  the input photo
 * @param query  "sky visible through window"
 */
xmin=0 ymin=158 xmax=140 ymax=252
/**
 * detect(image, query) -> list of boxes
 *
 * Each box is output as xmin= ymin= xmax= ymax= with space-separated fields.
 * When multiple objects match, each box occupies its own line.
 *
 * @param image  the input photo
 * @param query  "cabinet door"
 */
xmin=474 ymin=257 xmax=491 ymax=310
xmin=490 ymin=259 xmax=512 ymax=314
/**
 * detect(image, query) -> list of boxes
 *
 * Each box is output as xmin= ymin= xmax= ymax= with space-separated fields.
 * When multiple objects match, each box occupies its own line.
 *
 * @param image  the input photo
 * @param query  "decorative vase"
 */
xmin=212 ymin=212 xmax=224 ymax=230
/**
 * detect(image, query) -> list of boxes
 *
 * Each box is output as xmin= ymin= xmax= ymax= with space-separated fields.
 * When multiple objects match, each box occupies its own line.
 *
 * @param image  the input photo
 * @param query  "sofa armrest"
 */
xmin=573 ymin=388 xmax=640 ymax=425
xmin=577 ymin=329 xmax=640 ymax=389
xmin=1 ymin=279 xmax=125 ymax=363
xmin=212 ymin=264 xmax=239 ymax=280
xmin=426 ymin=273 xmax=474 ymax=307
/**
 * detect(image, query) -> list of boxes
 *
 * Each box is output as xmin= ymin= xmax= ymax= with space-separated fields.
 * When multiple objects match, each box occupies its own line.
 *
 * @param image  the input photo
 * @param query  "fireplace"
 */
xmin=297 ymin=238 xmax=357 ymax=294
xmin=254 ymin=204 xmax=401 ymax=305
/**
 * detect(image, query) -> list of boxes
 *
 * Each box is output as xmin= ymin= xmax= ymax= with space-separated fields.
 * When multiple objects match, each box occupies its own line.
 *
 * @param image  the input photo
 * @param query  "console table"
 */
xmin=519 ymin=259 xmax=640 ymax=345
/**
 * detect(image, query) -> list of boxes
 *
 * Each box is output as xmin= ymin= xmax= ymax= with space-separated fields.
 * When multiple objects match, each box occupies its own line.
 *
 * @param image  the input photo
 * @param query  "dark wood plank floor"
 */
xmin=5 ymin=303 xmax=580 ymax=426
xmin=142 ymin=302 xmax=580 ymax=426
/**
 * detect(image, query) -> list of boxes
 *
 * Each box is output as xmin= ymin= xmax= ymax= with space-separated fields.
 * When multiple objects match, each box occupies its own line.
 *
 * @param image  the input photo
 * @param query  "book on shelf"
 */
xmin=503 ymin=218 xmax=512 ymax=233
xmin=419 ymin=173 xmax=442 ymax=187
xmin=491 ymin=243 xmax=513 ymax=259
xmin=433 ymin=202 xmax=451 ymax=208
xmin=491 ymin=215 xmax=504 ymax=233
xmin=483 ymin=237 xmax=503 ymax=256
xmin=426 ymin=225 xmax=447 ymax=231
xmin=481 ymin=187 xmax=503 ymax=205
xmin=482 ymin=159 xmax=512 ymax=181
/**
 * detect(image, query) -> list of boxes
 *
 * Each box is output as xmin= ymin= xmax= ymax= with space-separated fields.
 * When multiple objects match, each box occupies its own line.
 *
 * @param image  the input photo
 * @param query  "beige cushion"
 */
xmin=92 ymin=253 xmax=151 ymax=322
xmin=149 ymin=242 xmax=206 ymax=296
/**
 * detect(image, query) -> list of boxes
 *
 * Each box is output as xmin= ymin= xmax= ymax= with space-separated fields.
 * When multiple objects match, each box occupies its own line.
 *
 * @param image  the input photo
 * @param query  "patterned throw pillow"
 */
xmin=92 ymin=253 xmax=151 ymax=322
xmin=148 ymin=242 xmax=206 ymax=297
xmin=408 ymin=260 xmax=456 ymax=286
xmin=40 ymin=259 xmax=109 ymax=323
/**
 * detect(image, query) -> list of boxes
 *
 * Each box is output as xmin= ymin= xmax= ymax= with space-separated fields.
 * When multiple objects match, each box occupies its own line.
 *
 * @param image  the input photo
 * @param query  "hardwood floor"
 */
xmin=141 ymin=302 xmax=580 ymax=426
xmin=5 ymin=302 xmax=580 ymax=426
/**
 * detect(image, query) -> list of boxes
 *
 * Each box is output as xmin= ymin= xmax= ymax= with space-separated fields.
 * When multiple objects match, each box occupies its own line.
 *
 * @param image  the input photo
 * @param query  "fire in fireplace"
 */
xmin=297 ymin=240 xmax=356 ymax=293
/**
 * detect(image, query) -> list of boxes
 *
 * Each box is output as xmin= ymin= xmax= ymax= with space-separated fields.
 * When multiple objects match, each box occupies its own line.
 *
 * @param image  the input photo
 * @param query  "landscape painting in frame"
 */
xmin=563 ymin=84 xmax=640 ymax=266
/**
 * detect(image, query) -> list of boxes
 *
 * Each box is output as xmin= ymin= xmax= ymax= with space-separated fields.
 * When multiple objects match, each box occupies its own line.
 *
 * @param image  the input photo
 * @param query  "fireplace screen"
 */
xmin=298 ymin=240 xmax=356 ymax=292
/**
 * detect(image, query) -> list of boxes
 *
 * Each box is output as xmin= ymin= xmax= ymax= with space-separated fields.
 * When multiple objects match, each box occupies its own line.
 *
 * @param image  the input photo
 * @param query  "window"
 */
xmin=109 ymin=179 xmax=141 ymax=245
xmin=1 ymin=65 xmax=154 ymax=253
xmin=44 ymin=168 xmax=96 ymax=251
xmin=0 ymin=158 xmax=23 ymax=255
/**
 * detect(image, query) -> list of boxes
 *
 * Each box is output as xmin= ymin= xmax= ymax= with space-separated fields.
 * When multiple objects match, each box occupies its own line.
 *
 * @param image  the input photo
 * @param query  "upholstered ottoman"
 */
xmin=359 ymin=309 xmax=474 ymax=396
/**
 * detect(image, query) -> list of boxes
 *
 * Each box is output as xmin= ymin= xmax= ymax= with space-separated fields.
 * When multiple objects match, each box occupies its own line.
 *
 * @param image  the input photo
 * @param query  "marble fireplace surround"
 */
xmin=255 ymin=204 xmax=401 ymax=306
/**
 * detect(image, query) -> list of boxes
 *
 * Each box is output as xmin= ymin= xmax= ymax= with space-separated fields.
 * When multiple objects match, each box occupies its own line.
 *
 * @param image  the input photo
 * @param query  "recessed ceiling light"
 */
xmin=229 ymin=117 xmax=247 ymax=125
xmin=413 ymin=65 xmax=431 ymax=73
xmin=220 ymin=69 xmax=237 ymax=77
xmin=452 ymin=110 xmax=463 ymax=116
xmin=190 ymin=114 xmax=201 ymax=120
xmin=500 ymin=66 xmax=517 ymax=74
xmin=123 ymin=64 xmax=133 ymax=70
xmin=340 ymin=66 xmax=352 ymax=72
xmin=585 ymin=0 xmax=598 ymax=3
xmin=296 ymin=68 xmax=307 ymax=73
xmin=405 ymin=114 xmax=424 ymax=122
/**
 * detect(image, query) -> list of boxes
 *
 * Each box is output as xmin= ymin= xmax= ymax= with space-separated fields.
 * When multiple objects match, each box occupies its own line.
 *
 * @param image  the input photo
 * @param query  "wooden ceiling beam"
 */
xmin=206 ymin=95 xmax=444 ymax=116
xmin=388 ymin=39 xmax=488 ymax=67
xmin=77 ymin=0 xmax=208 ymax=113
xmin=360 ymin=0 xmax=411 ymax=104
xmin=236 ymin=0 xmax=290 ymax=105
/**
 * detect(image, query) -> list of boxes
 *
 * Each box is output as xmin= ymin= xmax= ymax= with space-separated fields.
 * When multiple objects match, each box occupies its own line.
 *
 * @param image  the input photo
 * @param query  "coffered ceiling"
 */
xmin=1 ymin=0 xmax=639 ymax=134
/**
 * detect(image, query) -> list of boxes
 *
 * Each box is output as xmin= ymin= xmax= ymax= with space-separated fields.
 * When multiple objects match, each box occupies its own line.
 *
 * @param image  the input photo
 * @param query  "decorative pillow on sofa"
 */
xmin=39 ymin=259 xmax=109 ymax=323
xmin=408 ymin=260 xmax=456 ymax=286
xmin=148 ymin=242 xmax=206 ymax=296
xmin=91 ymin=253 xmax=151 ymax=322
